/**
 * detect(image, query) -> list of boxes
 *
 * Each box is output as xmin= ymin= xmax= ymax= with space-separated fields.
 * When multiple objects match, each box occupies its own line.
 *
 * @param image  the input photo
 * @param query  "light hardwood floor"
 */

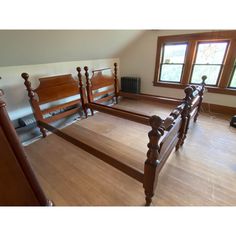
xmin=24 ymin=98 xmax=236 ymax=206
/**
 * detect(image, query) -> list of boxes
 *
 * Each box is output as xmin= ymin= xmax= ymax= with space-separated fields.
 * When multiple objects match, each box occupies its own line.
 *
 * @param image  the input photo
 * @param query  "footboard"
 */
xmin=143 ymin=102 xmax=185 ymax=206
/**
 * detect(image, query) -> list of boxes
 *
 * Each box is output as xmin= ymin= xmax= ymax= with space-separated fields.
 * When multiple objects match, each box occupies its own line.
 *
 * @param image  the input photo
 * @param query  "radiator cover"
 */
xmin=121 ymin=77 xmax=141 ymax=93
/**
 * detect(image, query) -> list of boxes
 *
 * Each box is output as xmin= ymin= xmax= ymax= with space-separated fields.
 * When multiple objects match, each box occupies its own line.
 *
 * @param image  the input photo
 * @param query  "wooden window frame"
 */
xmin=153 ymin=30 xmax=236 ymax=95
xmin=159 ymin=42 xmax=188 ymax=83
xmin=190 ymin=40 xmax=229 ymax=86
xmin=228 ymin=64 xmax=236 ymax=89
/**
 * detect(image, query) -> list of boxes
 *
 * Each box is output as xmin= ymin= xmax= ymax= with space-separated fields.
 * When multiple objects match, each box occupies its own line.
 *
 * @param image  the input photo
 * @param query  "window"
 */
xmin=191 ymin=42 xmax=228 ymax=86
xmin=154 ymin=31 xmax=236 ymax=95
xmin=159 ymin=43 xmax=187 ymax=83
xmin=229 ymin=65 xmax=236 ymax=88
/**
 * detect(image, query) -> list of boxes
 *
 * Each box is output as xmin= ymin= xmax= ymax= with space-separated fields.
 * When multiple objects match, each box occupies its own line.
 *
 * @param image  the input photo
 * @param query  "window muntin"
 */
xmin=191 ymin=41 xmax=228 ymax=85
xmin=229 ymin=65 xmax=236 ymax=88
xmin=159 ymin=43 xmax=187 ymax=83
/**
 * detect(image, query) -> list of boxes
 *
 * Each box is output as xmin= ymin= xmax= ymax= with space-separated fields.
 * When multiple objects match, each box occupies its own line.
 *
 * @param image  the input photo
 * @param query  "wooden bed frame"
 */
xmin=81 ymin=63 xmax=206 ymax=121
xmin=20 ymin=66 xmax=206 ymax=206
xmin=0 ymin=90 xmax=52 ymax=206
xmin=81 ymin=63 xmax=206 ymax=142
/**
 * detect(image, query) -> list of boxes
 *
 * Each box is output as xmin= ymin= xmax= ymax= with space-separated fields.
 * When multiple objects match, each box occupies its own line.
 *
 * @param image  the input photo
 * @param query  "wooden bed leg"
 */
xmin=176 ymin=114 xmax=189 ymax=150
xmin=39 ymin=126 xmax=47 ymax=138
xmin=144 ymin=115 xmax=163 ymax=206
xmin=84 ymin=66 xmax=94 ymax=116
xmin=114 ymin=63 xmax=119 ymax=104
xmin=176 ymin=87 xmax=192 ymax=150
xmin=194 ymin=75 xmax=207 ymax=122
xmin=21 ymin=73 xmax=47 ymax=138
xmin=77 ymin=66 xmax=88 ymax=118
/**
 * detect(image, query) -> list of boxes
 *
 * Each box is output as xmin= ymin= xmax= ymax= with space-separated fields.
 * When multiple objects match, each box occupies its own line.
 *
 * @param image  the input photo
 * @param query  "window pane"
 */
xmin=160 ymin=65 xmax=183 ymax=82
xmin=195 ymin=42 xmax=228 ymax=64
xmin=163 ymin=44 xmax=187 ymax=63
xmin=229 ymin=68 xmax=236 ymax=88
xmin=191 ymin=65 xmax=221 ymax=85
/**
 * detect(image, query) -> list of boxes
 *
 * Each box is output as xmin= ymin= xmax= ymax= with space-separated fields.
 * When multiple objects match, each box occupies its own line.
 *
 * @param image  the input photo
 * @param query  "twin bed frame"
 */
xmin=19 ymin=63 xmax=206 ymax=205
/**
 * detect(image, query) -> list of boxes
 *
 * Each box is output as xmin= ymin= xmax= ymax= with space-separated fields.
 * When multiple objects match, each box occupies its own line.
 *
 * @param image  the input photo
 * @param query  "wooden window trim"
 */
xmin=159 ymin=42 xmax=188 ymax=83
xmin=190 ymin=40 xmax=230 ymax=86
xmin=228 ymin=64 xmax=236 ymax=89
xmin=153 ymin=30 xmax=236 ymax=96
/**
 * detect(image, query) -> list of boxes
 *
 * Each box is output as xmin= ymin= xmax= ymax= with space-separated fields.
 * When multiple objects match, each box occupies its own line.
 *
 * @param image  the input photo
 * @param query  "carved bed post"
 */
xmin=114 ymin=62 xmax=119 ymax=104
xmin=77 ymin=67 xmax=88 ymax=118
xmin=144 ymin=115 xmax=163 ymax=206
xmin=21 ymin=73 xmax=47 ymax=138
xmin=84 ymin=66 xmax=94 ymax=116
xmin=194 ymin=75 xmax=207 ymax=122
xmin=0 ymin=91 xmax=52 ymax=206
xmin=176 ymin=87 xmax=192 ymax=150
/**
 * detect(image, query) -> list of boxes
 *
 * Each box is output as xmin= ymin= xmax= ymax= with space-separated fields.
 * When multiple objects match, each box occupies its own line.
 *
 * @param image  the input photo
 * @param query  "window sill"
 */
xmin=153 ymin=81 xmax=236 ymax=95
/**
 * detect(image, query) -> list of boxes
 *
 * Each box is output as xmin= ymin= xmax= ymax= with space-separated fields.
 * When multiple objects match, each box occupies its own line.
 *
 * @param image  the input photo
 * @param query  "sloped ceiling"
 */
xmin=0 ymin=30 xmax=145 ymax=66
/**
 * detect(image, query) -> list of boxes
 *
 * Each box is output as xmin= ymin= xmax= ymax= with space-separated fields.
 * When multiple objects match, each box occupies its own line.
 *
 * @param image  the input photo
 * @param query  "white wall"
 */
xmin=120 ymin=30 xmax=236 ymax=108
xmin=0 ymin=58 xmax=119 ymax=124
xmin=0 ymin=30 xmax=144 ymax=66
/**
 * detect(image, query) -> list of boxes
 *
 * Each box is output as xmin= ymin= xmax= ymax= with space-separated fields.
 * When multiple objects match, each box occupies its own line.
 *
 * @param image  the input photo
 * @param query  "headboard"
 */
xmin=21 ymin=69 xmax=87 ymax=137
xmin=0 ymin=92 xmax=51 ymax=206
xmin=80 ymin=63 xmax=119 ymax=111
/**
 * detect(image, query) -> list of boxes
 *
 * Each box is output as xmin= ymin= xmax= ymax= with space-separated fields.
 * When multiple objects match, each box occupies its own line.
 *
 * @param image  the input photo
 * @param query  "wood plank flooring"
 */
xmin=24 ymin=98 xmax=236 ymax=206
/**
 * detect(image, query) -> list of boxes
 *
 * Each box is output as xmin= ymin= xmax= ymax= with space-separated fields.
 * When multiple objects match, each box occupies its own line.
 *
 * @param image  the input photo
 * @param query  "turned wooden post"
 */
xmin=84 ymin=66 xmax=94 ymax=115
xmin=76 ymin=67 xmax=88 ymax=118
xmin=114 ymin=62 xmax=119 ymax=104
xmin=176 ymin=87 xmax=193 ymax=149
xmin=21 ymin=73 xmax=47 ymax=137
xmin=144 ymin=115 xmax=164 ymax=206
xmin=194 ymin=75 xmax=207 ymax=122
xmin=0 ymin=92 xmax=52 ymax=206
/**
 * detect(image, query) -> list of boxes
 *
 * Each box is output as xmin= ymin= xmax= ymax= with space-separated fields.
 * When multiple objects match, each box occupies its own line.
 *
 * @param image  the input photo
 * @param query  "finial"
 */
xmin=76 ymin=66 xmax=81 ymax=73
xmin=84 ymin=66 xmax=89 ymax=79
xmin=149 ymin=115 xmax=163 ymax=129
xmin=21 ymin=72 xmax=35 ymax=99
xmin=77 ymin=66 xmax=82 ymax=84
xmin=184 ymin=86 xmax=193 ymax=99
xmin=201 ymin=75 xmax=207 ymax=85
xmin=21 ymin=72 xmax=29 ymax=80
xmin=84 ymin=66 xmax=88 ymax=72
xmin=163 ymin=116 xmax=174 ymax=131
xmin=114 ymin=63 xmax=117 ymax=75
xmin=84 ymin=66 xmax=89 ymax=82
